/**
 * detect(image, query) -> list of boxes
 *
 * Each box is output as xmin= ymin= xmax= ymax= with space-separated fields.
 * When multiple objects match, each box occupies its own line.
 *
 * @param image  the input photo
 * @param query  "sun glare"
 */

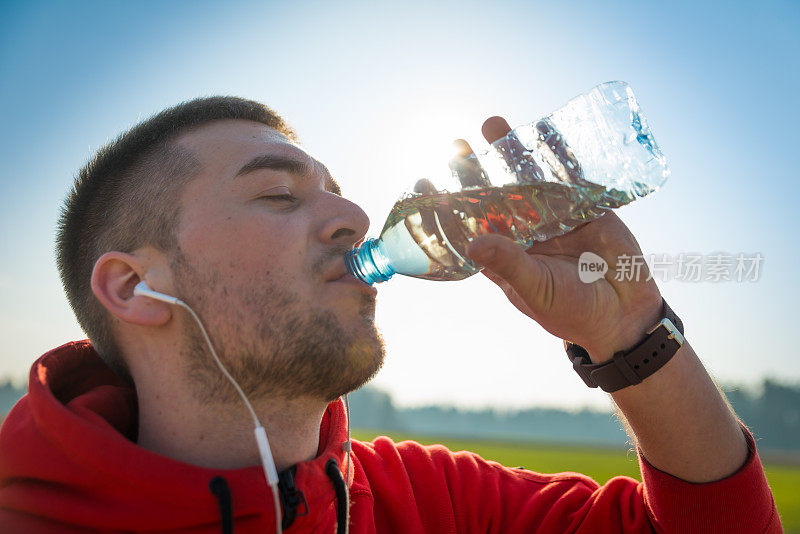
xmin=368 ymin=90 xmax=490 ymax=194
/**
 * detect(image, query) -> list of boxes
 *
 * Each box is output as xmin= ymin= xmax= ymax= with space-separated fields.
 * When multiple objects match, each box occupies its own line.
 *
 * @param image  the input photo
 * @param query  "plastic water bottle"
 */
xmin=345 ymin=81 xmax=669 ymax=285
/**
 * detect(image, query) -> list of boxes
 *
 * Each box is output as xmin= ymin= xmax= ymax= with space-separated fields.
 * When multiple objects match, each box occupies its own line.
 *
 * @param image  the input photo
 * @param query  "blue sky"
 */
xmin=1 ymin=0 xmax=798 ymax=410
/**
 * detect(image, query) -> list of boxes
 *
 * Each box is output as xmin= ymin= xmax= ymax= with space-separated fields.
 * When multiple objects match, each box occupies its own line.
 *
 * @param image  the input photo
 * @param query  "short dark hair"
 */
xmin=56 ymin=96 xmax=296 ymax=381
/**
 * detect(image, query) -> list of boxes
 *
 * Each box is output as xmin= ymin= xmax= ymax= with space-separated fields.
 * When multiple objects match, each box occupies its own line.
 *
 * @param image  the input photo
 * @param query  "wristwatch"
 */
xmin=565 ymin=298 xmax=685 ymax=393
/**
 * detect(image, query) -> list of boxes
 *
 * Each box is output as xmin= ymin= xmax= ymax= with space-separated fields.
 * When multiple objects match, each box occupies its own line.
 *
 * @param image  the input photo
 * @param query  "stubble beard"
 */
xmin=170 ymin=248 xmax=385 ymax=405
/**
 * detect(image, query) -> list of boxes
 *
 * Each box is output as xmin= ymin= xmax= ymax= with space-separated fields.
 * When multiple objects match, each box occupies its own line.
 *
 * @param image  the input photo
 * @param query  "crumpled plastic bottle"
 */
xmin=346 ymin=81 xmax=670 ymax=285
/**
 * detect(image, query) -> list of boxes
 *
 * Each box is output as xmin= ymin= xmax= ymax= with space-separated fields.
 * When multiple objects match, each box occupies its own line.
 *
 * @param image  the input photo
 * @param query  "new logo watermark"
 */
xmin=578 ymin=252 xmax=608 ymax=283
xmin=577 ymin=252 xmax=763 ymax=283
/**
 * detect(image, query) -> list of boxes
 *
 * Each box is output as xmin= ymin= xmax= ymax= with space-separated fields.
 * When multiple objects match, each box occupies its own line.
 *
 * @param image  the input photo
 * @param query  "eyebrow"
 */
xmin=234 ymin=154 xmax=342 ymax=195
xmin=235 ymin=154 xmax=311 ymax=178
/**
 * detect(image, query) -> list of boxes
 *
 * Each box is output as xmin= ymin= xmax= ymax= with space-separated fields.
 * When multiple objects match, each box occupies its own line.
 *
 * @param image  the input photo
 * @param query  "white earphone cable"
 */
xmin=135 ymin=280 xmax=352 ymax=533
xmin=175 ymin=299 xmax=283 ymax=534
xmin=343 ymin=393 xmax=352 ymax=534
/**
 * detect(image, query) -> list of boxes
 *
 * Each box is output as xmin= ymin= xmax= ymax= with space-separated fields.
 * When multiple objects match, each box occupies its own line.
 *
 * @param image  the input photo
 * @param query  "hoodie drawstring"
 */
xmin=278 ymin=465 xmax=308 ymax=529
xmin=325 ymin=458 xmax=349 ymax=534
xmin=211 ymin=464 xmax=349 ymax=534
xmin=210 ymin=468 xmax=311 ymax=534
xmin=209 ymin=476 xmax=234 ymax=534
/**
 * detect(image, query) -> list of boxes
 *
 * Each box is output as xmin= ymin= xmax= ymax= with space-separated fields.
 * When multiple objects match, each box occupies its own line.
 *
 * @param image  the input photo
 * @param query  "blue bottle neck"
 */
xmin=345 ymin=238 xmax=395 ymax=285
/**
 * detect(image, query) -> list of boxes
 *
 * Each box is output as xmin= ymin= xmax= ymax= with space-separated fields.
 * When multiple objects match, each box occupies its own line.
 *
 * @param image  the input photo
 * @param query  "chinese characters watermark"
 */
xmin=578 ymin=253 xmax=763 ymax=283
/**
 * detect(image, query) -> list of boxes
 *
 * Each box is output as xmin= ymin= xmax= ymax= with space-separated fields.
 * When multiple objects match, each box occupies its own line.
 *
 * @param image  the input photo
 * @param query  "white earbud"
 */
xmin=133 ymin=281 xmax=182 ymax=305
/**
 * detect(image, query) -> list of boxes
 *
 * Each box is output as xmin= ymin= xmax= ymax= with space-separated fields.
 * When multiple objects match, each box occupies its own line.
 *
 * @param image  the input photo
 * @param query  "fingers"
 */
xmin=535 ymin=119 xmax=587 ymax=186
xmin=482 ymin=116 xmax=546 ymax=184
xmin=466 ymin=233 xmax=546 ymax=306
xmin=452 ymin=139 xmax=473 ymax=159
xmin=449 ymin=139 xmax=490 ymax=188
xmin=481 ymin=116 xmax=512 ymax=143
xmin=413 ymin=178 xmax=437 ymax=195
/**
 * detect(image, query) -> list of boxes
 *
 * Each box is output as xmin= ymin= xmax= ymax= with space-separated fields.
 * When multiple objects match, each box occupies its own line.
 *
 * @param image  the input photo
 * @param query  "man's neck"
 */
xmin=133 ymin=370 xmax=328 ymax=472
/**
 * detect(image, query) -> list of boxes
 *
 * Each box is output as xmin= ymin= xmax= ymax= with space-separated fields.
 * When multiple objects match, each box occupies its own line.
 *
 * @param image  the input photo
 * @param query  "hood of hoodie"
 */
xmin=0 ymin=340 xmax=353 ymax=532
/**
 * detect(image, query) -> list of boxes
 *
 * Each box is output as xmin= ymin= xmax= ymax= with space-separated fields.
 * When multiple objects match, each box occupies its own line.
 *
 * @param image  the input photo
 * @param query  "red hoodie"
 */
xmin=0 ymin=341 xmax=782 ymax=533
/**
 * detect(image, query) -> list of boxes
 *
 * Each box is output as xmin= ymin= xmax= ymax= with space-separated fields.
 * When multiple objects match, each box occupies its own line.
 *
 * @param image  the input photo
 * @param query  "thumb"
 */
xmin=466 ymin=234 xmax=547 ymax=301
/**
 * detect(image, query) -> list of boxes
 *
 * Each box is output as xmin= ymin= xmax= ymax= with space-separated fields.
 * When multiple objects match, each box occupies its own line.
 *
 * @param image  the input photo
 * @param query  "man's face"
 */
xmin=168 ymin=119 xmax=384 ymax=404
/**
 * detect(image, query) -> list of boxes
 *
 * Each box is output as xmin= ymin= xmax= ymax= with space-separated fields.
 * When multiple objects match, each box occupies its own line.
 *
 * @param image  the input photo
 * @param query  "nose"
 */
xmin=316 ymin=192 xmax=371 ymax=248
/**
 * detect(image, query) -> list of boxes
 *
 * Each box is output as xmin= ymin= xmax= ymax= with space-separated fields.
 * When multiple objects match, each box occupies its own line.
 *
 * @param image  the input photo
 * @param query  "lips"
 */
xmin=323 ymin=261 xmax=378 ymax=295
xmin=323 ymin=261 xmax=350 ymax=283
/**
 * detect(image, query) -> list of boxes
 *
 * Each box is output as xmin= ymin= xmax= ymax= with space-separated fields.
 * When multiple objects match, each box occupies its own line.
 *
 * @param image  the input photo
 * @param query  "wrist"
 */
xmin=566 ymin=296 xmax=685 ymax=393
xmin=585 ymin=295 xmax=664 ymax=364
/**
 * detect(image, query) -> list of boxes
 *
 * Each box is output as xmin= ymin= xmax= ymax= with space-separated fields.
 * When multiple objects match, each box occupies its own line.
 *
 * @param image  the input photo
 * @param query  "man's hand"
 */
xmin=462 ymin=116 xmax=663 ymax=363
xmin=458 ymin=116 xmax=749 ymax=484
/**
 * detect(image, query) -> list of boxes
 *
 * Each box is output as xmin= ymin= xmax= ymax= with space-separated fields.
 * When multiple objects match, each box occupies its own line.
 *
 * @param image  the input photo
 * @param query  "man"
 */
xmin=0 ymin=97 xmax=781 ymax=533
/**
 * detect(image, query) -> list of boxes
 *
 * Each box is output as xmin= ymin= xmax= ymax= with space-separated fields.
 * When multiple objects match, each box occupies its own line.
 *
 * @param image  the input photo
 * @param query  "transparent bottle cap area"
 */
xmin=345 ymin=81 xmax=670 ymax=285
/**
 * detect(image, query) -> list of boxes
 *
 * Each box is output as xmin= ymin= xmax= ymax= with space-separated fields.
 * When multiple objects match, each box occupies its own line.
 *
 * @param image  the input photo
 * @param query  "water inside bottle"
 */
xmin=379 ymin=179 xmax=652 ymax=281
xmin=350 ymin=82 xmax=668 ymax=284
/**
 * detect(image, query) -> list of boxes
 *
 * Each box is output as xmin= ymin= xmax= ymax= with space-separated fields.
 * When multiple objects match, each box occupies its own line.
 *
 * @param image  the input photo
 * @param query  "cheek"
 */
xmin=182 ymin=210 xmax=311 ymax=283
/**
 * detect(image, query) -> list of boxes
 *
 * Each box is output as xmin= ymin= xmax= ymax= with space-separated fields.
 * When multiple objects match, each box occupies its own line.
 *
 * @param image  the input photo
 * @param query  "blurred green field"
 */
xmin=352 ymin=429 xmax=800 ymax=533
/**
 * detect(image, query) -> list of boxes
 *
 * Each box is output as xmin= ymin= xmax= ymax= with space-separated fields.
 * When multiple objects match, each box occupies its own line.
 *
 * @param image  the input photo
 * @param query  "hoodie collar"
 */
xmin=1 ymin=340 xmax=352 ymax=531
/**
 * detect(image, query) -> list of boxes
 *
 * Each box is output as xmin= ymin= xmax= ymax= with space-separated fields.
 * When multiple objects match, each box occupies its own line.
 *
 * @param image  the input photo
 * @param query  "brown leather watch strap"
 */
xmin=565 ymin=298 xmax=685 ymax=393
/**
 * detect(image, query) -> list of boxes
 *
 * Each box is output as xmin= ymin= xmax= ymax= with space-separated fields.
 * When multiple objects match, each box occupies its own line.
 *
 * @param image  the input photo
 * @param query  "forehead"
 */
xmin=175 ymin=119 xmax=332 ymax=186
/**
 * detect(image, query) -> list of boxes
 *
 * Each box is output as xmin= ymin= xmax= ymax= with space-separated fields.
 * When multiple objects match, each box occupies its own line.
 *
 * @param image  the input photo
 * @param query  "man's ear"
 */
xmin=91 ymin=251 xmax=172 ymax=326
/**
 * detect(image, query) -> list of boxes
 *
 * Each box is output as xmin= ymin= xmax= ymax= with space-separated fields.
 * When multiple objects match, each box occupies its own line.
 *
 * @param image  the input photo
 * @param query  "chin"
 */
xmin=324 ymin=335 xmax=385 ymax=402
